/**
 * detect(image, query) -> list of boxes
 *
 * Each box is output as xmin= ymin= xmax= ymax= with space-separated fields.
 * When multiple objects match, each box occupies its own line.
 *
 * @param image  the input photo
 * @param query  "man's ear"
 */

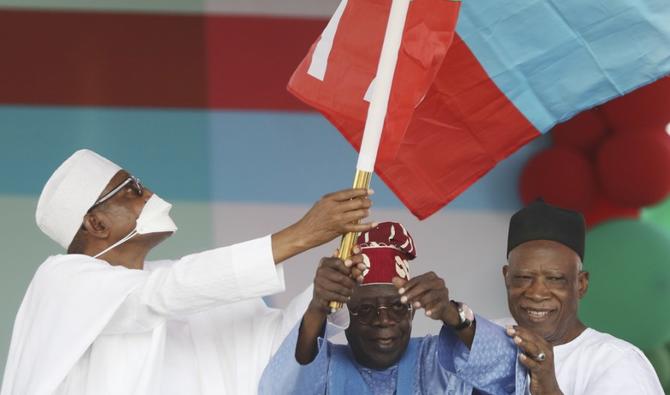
xmin=82 ymin=212 xmax=112 ymax=239
xmin=502 ymin=265 xmax=510 ymax=285
xmin=577 ymin=271 xmax=590 ymax=299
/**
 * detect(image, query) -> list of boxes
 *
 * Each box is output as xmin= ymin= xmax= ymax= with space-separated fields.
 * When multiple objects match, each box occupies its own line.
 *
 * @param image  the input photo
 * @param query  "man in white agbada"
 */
xmin=500 ymin=200 xmax=664 ymax=394
xmin=1 ymin=149 xmax=375 ymax=395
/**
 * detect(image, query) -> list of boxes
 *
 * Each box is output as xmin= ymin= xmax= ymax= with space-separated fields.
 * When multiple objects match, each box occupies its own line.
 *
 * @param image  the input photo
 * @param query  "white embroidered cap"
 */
xmin=36 ymin=149 xmax=122 ymax=249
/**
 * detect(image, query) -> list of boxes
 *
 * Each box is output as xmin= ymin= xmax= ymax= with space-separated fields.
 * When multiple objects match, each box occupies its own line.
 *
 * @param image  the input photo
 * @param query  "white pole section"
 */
xmin=356 ymin=0 xmax=411 ymax=172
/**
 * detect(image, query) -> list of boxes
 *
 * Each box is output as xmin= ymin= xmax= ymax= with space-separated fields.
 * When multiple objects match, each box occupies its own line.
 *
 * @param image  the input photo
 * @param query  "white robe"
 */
xmin=495 ymin=318 xmax=664 ymax=394
xmin=552 ymin=327 xmax=664 ymax=394
xmin=1 ymin=236 xmax=318 ymax=395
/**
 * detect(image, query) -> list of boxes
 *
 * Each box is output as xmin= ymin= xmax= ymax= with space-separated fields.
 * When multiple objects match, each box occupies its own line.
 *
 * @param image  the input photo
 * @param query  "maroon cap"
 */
xmin=356 ymin=222 xmax=416 ymax=285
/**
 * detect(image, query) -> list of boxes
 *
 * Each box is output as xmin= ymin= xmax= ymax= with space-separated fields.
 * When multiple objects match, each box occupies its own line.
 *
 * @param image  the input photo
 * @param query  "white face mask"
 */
xmin=93 ymin=194 xmax=178 ymax=259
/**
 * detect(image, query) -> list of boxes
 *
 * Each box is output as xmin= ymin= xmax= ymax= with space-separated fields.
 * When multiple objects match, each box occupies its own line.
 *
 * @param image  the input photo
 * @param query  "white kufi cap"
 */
xmin=36 ymin=149 xmax=122 ymax=249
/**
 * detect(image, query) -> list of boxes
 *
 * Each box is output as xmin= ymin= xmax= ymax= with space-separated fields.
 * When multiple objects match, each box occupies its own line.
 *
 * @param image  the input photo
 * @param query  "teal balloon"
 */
xmin=642 ymin=196 xmax=670 ymax=231
xmin=580 ymin=219 xmax=670 ymax=350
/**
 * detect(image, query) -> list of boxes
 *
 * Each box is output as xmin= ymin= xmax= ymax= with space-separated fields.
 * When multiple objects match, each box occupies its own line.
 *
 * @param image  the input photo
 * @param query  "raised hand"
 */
xmin=392 ymin=272 xmax=459 ymax=325
xmin=272 ymin=188 xmax=376 ymax=264
xmin=308 ymin=254 xmax=367 ymax=316
xmin=393 ymin=272 xmax=476 ymax=348
xmin=296 ymin=252 xmax=366 ymax=364
xmin=507 ymin=326 xmax=563 ymax=395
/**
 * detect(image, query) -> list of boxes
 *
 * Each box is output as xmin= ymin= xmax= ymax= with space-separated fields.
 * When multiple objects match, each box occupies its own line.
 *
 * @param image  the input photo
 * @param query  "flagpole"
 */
xmin=330 ymin=0 xmax=412 ymax=312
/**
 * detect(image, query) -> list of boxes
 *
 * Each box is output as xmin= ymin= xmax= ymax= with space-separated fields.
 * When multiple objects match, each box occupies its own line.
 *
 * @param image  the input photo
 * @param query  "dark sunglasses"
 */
xmin=88 ymin=176 xmax=143 ymax=212
xmin=349 ymin=301 xmax=412 ymax=325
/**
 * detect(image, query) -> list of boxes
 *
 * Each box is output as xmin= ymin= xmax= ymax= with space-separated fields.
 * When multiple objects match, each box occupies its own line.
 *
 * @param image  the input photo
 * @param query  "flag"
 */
xmin=289 ymin=0 xmax=670 ymax=219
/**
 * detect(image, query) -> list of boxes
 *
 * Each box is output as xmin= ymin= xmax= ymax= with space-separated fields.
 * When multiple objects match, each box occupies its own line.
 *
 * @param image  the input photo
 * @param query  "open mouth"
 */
xmin=521 ymin=307 xmax=556 ymax=322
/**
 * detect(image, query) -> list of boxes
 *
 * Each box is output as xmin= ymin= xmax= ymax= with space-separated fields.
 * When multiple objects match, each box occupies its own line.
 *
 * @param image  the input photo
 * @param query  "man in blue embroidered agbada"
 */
xmin=260 ymin=222 xmax=526 ymax=395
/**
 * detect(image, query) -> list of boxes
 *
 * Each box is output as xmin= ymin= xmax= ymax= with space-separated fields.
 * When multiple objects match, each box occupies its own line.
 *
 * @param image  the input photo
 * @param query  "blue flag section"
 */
xmin=458 ymin=0 xmax=670 ymax=132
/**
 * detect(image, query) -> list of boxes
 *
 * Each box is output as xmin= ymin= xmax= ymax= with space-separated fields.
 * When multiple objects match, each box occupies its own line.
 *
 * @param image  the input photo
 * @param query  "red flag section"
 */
xmin=288 ymin=1 xmax=539 ymax=219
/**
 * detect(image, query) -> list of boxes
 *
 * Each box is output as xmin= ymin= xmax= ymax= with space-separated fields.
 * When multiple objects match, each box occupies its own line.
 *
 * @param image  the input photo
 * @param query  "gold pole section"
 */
xmin=329 ymin=169 xmax=373 ymax=312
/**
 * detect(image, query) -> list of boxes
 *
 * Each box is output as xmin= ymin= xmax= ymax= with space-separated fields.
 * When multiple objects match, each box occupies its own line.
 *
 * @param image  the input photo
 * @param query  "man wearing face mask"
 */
xmin=1 ymin=149 xmax=375 ymax=395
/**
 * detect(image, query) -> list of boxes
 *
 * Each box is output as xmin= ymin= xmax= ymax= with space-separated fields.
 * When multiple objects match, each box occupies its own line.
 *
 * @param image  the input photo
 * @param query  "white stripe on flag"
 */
xmin=356 ymin=0 xmax=411 ymax=172
xmin=307 ymin=0 xmax=348 ymax=81
xmin=364 ymin=78 xmax=376 ymax=102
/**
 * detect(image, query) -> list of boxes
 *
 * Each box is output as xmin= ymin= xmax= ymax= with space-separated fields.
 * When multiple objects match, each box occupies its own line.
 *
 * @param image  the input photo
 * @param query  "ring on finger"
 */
xmin=535 ymin=352 xmax=546 ymax=362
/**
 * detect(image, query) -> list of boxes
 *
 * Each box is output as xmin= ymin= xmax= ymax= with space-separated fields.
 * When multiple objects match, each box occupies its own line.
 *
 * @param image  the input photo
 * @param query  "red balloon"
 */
xmin=600 ymin=77 xmax=670 ymax=135
xmin=551 ymin=110 xmax=609 ymax=153
xmin=520 ymin=147 xmax=597 ymax=212
xmin=597 ymin=133 xmax=670 ymax=207
xmin=583 ymin=193 xmax=641 ymax=228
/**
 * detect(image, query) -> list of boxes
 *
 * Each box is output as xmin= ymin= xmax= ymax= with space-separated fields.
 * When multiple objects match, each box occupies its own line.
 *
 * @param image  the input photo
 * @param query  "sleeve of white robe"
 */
xmin=578 ymin=346 xmax=665 ymax=395
xmin=103 ymin=235 xmax=284 ymax=334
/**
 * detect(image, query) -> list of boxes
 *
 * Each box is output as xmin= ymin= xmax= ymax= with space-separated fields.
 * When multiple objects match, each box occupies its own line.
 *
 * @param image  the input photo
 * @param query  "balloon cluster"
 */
xmin=520 ymin=77 xmax=670 ymax=228
xmin=518 ymin=77 xmax=670 ymax=391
